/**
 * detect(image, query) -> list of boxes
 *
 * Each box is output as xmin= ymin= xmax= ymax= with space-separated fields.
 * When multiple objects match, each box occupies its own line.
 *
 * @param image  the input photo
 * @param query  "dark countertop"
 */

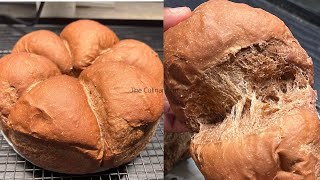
xmin=0 ymin=23 xmax=163 ymax=59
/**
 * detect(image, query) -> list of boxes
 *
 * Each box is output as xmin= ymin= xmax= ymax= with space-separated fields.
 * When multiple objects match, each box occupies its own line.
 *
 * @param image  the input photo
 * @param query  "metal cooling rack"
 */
xmin=0 ymin=49 xmax=164 ymax=180
xmin=0 ymin=120 xmax=164 ymax=180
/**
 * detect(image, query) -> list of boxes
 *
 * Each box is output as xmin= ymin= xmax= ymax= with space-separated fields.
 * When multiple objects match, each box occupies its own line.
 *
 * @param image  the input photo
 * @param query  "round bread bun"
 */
xmin=94 ymin=39 xmax=163 ymax=87
xmin=0 ymin=53 xmax=60 ymax=123
xmin=164 ymin=0 xmax=319 ymax=179
xmin=12 ymin=30 xmax=72 ymax=73
xmin=60 ymin=20 xmax=119 ymax=70
xmin=0 ymin=20 xmax=163 ymax=174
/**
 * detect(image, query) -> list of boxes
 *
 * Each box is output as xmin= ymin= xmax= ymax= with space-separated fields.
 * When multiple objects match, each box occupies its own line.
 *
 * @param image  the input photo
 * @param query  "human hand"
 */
xmin=163 ymin=94 xmax=189 ymax=132
xmin=164 ymin=7 xmax=192 ymax=31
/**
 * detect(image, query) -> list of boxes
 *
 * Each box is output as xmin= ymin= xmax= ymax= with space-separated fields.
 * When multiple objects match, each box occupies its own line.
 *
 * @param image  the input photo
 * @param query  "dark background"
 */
xmin=165 ymin=0 xmax=320 ymax=110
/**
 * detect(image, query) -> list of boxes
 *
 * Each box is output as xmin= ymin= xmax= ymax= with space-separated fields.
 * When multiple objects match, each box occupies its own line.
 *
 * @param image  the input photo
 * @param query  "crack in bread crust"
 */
xmin=0 ymin=20 xmax=163 ymax=174
xmin=79 ymin=80 xmax=106 ymax=167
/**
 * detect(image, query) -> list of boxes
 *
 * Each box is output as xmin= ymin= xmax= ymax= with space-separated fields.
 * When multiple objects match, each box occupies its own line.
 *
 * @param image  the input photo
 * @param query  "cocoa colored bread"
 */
xmin=0 ymin=53 xmax=61 ymax=124
xmin=0 ymin=20 xmax=163 ymax=174
xmin=164 ymin=132 xmax=192 ymax=174
xmin=164 ymin=0 xmax=320 ymax=179
xmin=12 ymin=30 xmax=72 ymax=73
xmin=60 ymin=20 xmax=119 ymax=70
xmin=94 ymin=39 xmax=163 ymax=86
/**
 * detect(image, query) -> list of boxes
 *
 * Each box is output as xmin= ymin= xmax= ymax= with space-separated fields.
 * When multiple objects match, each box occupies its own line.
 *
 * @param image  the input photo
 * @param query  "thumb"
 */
xmin=164 ymin=7 xmax=192 ymax=31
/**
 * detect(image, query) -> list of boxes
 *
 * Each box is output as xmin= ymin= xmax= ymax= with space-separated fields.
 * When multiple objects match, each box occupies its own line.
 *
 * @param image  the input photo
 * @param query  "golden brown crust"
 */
xmin=164 ymin=0 xmax=320 ymax=179
xmin=164 ymin=0 xmax=313 ymax=131
xmin=60 ymin=20 xmax=119 ymax=70
xmin=80 ymin=61 xmax=163 ymax=167
xmin=12 ymin=30 xmax=72 ymax=73
xmin=165 ymin=0 xmax=312 ymax=74
xmin=95 ymin=39 xmax=163 ymax=87
xmin=9 ymin=121 xmax=102 ymax=174
xmin=0 ymin=53 xmax=60 ymax=121
xmin=7 ymin=75 xmax=103 ymax=174
xmin=0 ymin=20 xmax=163 ymax=174
xmin=80 ymin=61 xmax=163 ymax=126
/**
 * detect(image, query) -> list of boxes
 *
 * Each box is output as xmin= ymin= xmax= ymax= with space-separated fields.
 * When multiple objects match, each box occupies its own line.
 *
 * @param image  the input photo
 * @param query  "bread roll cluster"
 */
xmin=0 ymin=20 xmax=163 ymax=174
xmin=164 ymin=0 xmax=320 ymax=179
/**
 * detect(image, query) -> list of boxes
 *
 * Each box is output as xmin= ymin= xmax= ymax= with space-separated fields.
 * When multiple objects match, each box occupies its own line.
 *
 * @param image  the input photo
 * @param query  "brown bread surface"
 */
xmin=0 ymin=20 xmax=163 ymax=174
xmin=164 ymin=0 xmax=320 ymax=179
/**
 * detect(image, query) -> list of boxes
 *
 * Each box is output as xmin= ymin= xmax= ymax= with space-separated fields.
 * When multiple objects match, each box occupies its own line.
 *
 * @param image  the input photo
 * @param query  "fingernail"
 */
xmin=168 ymin=7 xmax=191 ymax=14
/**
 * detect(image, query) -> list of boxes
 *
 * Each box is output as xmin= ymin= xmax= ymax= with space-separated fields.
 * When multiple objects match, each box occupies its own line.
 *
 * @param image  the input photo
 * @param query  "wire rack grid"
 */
xmin=0 ymin=50 xmax=164 ymax=180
